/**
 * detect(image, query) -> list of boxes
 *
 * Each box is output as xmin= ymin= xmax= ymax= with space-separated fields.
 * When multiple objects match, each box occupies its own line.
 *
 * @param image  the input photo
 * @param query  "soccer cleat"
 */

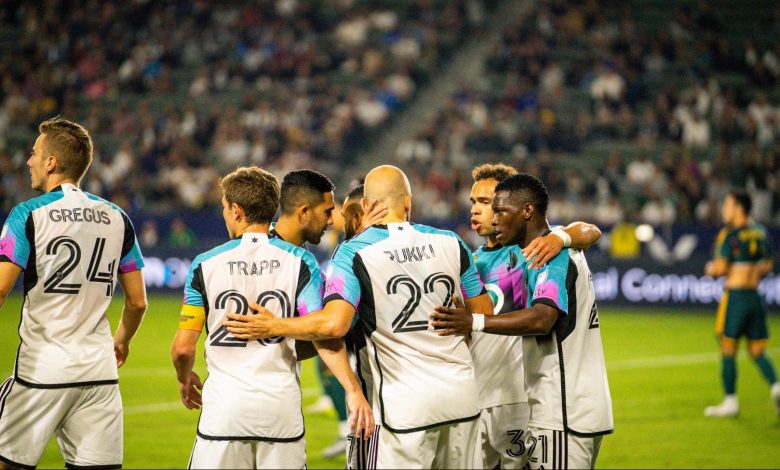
xmin=321 ymin=437 xmax=347 ymax=459
xmin=305 ymin=395 xmax=335 ymax=413
xmin=771 ymin=383 xmax=780 ymax=416
xmin=704 ymin=396 xmax=739 ymax=418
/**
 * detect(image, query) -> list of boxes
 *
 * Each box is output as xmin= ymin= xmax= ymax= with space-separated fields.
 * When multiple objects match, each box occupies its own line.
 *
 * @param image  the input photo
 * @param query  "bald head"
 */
xmin=364 ymin=165 xmax=412 ymax=215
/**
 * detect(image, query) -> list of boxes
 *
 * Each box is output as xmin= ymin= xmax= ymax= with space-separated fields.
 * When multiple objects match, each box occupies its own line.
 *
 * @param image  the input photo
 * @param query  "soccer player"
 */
xmin=271 ymin=171 xmax=384 ymax=459
xmin=170 ymin=166 xmax=373 ymax=469
xmin=271 ymin=169 xmax=336 ymax=247
xmin=704 ymin=189 xmax=779 ymax=417
xmin=0 ymin=117 xmax=147 ymax=469
xmin=224 ymin=165 xmax=494 ymax=468
xmin=337 ymin=184 xmax=379 ymax=469
xmin=432 ymin=173 xmax=613 ymax=470
xmin=468 ymin=163 xmax=602 ymax=469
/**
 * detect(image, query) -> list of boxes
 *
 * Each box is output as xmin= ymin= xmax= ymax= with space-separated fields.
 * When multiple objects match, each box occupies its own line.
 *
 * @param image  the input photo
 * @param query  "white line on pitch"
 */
xmin=608 ymin=348 xmax=780 ymax=371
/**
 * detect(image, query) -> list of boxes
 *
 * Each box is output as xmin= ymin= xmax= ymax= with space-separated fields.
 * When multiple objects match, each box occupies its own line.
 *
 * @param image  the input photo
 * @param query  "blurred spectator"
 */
xmin=166 ymin=218 xmax=197 ymax=248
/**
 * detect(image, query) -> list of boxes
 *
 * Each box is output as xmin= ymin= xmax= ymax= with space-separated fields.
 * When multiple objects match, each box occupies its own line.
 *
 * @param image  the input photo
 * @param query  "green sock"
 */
xmin=754 ymin=354 xmax=778 ymax=385
xmin=322 ymin=373 xmax=347 ymax=421
xmin=722 ymin=356 xmax=737 ymax=395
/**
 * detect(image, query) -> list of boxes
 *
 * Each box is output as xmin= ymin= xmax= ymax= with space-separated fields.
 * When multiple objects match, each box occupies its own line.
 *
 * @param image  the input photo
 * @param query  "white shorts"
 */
xmin=475 ymin=402 xmax=530 ymax=469
xmin=188 ymin=436 xmax=306 ymax=469
xmin=374 ymin=418 xmax=478 ymax=469
xmin=346 ymin=425 xmax=381 ymax=470
xmin=0 ymin=377 xmax=122 ymax=469
xmin=524 ymin=427 xmax=603 ymax=470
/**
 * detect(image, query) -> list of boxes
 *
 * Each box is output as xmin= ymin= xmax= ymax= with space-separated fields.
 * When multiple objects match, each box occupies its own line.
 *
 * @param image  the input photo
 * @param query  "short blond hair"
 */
xmin=38 ymin=117 xmax=93 ymax=182
xmin=471 ymin=163 xmax=518 ymax=183
xmin=220 ymin=166 xmax=280 ymax=223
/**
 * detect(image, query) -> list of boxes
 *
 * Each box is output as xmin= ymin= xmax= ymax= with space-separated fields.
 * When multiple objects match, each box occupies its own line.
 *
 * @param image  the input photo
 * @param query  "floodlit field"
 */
xmin=0 ymin=294 xmax=779 ymax=469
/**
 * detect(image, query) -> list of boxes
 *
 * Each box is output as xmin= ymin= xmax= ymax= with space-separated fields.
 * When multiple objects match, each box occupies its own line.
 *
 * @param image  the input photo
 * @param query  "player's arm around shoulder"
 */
xmin=226 ymin=299 xmax=357 ymax=341
xmin=523 ymin=221 xmax=601 ymax=269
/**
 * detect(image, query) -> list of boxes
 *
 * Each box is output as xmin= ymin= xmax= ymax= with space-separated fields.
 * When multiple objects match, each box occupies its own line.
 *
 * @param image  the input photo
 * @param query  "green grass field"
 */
xmin=1 ymin=294 xmax=779 ymax=469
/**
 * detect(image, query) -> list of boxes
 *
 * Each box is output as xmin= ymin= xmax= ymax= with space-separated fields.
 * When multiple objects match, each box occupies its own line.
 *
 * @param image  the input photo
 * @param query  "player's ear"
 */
xmin=404 ymin=194 xmax=412 ymax=218
xmin=297 ymin=205 xmax=310 ymax=224
xmin=45 ymin=154 xmax=58 ymax=175
xmin=523 ymin=202 xmax=534 ymax=220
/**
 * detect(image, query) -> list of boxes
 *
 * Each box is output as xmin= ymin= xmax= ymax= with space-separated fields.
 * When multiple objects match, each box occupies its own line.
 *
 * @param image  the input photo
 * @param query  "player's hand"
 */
xmin=523 ymin=233 xmax=564 ymax=269
xmin=114 ymin=341 xmax=130 ymax=368
xmin=358 ymin=199 xmax=388 ymax=232
xmin=178 ymin=371 xmax=203 ymax=410
xmin=223 ymin=304 xmax=277 ymax=340
xmin=346 ymin=390 xmax=375 ymax=439
xmin=429 ymin=295 xmax=472 ymax=336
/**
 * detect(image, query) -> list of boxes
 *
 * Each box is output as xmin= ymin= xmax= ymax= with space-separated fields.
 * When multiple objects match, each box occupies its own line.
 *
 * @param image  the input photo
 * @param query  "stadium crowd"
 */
xmin=395 ymin=1 xmax=780 ymax=227
xmin=0 ymin=0 xmax=487 ymax=213
xmin=1 ymin=0 xmax=779 ymax=230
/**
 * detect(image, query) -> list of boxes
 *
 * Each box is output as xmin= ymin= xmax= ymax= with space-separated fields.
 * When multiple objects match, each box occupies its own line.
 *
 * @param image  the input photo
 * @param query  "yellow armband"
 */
xmin=179 ymin=304 xmax=206 ymax=331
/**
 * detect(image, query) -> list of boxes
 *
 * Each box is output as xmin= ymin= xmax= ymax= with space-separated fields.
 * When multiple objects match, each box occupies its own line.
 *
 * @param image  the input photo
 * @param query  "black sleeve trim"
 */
xmin=531 ymin=297 xmax=563 ymax=312
xmin=120 ymin=212 xmax=137 ymax=260
xmin=458 ymin=241 xmax=471 ymax=276
xmin=295 ymin=259 xmax=311 ymax=308
xmin=65 ymin=463 xmax=122 ymax=470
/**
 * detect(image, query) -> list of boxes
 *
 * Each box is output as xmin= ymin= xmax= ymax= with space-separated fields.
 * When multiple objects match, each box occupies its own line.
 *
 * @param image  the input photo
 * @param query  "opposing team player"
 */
xmin=433 ymin=173 xmax=613 ymax=470
xmin=225 ymin=165 xmax=493 ymax=468
xmin=468 ymin=163 xmax=602 ymax=469
xmin=0 ymin=117 xmax=147 ymax=469
xmin=171 ymin=166 xmax=373 ymax=469
xmin=704 ymin=190 xmax=779 ymax=417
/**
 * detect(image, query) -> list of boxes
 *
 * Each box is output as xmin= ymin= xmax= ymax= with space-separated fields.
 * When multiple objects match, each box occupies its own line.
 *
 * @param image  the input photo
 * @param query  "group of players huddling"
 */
xmin=11 ymin=114 xmax=776 ymax=469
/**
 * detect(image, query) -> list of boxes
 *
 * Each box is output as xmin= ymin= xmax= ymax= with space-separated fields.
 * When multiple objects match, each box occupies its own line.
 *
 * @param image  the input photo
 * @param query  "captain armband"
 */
xmin=178 ymin=304 xmax=206 ymax=331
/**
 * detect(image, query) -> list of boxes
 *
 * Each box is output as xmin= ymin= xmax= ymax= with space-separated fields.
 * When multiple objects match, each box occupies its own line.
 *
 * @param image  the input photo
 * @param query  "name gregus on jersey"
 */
xmin=48 ymin=207 xmax=111 ymax=224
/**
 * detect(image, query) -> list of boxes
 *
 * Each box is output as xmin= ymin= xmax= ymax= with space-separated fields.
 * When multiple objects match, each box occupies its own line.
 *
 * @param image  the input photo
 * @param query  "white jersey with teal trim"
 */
xmin=183 ymin=232 xmax=323 ymax=441
xmin=324 ymin=222 xmax=485 ymax=433
xmin=524 ymin=247 xmax=613 ymax=436
xmin=471 ymin=244 xmax=528 ymax=409
xmin=0 ymin=183 xmax=144 ymax=387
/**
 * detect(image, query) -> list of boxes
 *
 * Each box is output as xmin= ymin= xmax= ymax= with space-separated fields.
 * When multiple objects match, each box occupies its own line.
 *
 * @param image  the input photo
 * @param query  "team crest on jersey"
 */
xmin=536 ymin=270 xmax=548 ymax=284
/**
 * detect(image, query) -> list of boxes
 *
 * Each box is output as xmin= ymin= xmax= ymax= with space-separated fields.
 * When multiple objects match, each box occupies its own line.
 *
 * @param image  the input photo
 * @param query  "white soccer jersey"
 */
xmin=471 ymin=244 xmax=528 ymax=408
xmin=0 ymin=184 xmax=144 ymax=387
xmin=324 ymin=222 xmax=485 ymax=432
xmin=523 ymin=247 xmax=613 ymax=436
xmin=183 ymin=233 xmax=323 ymax=441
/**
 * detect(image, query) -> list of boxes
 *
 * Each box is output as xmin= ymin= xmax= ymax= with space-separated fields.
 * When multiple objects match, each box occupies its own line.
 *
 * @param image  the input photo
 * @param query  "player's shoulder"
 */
xmin=410 ymin=223 xmax=460 ymax=240
xmin=191 ymin=238 xmax=240 ymax=268
xmin=340 ymin=226 xmax=390 ymax=252
xmin=9 ymin=191 xmax=64 ymax=219
xmin=268 ymin=236 xmax=319 ymax=269
xmin=82 ymin=191 xmax=128 ymax=217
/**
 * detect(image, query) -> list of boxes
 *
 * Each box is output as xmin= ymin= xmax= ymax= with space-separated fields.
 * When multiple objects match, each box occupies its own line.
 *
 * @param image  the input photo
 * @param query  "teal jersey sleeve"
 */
xmin=0 ymin=206 xmax=31 ymax=268
xmin=528 ymin=248 xmax=570 ymax=315
xmin=456 ymin=234 xmax=485 ymax=299
xmin=183 ymin=257 xmax=206 ymax=307
xmin=118 ymin=212 xmax=145 ymax=273
xmin=296 ymin=251 xmax=324 ymax=316
xmin=323 ymin=241 xmax=361 ymax=309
